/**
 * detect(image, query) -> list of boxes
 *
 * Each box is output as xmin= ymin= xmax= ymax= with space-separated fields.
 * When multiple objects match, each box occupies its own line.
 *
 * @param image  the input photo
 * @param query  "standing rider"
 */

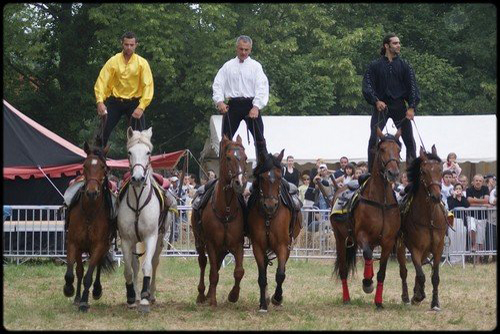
xmin=212 ymin=35 xmax=270 ymax=158
xmin=94 ymin=31 xmax=154 ymax=146
xmin=362 ymin=33 xmax=420 ymax=172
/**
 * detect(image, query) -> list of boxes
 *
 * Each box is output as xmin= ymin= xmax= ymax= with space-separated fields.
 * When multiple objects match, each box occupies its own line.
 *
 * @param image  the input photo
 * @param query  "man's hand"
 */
xmin=132 ymin=107 xmax=144 ymax=119
xmin=406 ymin=108 xmax=415 ymax=120
xmin=97 ymin=102 xmax=107 ymax=116
xmin=375 ymin=100 xmax=387 ymax=112
xmin=249 ymin=106 xmax=259 ymax=119
xmin=217 ymin=101 xmax=228 ymax=114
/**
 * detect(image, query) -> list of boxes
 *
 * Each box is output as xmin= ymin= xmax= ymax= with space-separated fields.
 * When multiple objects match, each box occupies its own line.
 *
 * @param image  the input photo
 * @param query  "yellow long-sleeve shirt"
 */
xmin=94 ymin=52 xmax=154 ymax=110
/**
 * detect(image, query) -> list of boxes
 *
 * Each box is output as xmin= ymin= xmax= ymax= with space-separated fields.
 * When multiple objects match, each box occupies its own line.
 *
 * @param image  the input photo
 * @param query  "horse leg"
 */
xmin=150 ymin=233 xmax=164 ymax=305
xmin=64 ymin=244 xmax=76 ymax=298
xmin=253 ymin=244 xmax=269 ymax=312
xmin=396 ymin=240 xmax=410 ymax=304
xmin=121 ymin=239 xmax=137 ymax=308
xmin=374 ymin=244 xmax=393 ymax=309
xmin=196 ymin=244 xmax=208 ymax=304
xmin=74 ymin=252 xmax=84 ymax=306
xmin=361 ymin=243 xmax=375 ymax=294
xmin=271 ymin=245 xmax=289 ymax=307
xmin=332 ymin=223 xmax=351 ymax=304
xmin=92 ymin=265 xmax=103 ymax=300
xmin=430 ymin=244 xmax=443 ymax=311
xmin=410 ymin=252 xmax=426 ymax=305
xmin=79 ymin=260 xmax=96 ymax=312
xmin=228 ymin=245 xmax=245 ymax=303
xmin=138 ymin=235 xmax=158 ymax=313
xmin=206 ymin=243 xmax=220 ymax=307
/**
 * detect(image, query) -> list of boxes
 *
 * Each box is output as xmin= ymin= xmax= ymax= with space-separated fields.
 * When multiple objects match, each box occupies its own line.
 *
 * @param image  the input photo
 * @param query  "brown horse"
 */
xmin=396 ymin=145 xmax=447 ymax=311
xmin=63 ymin=141 xmax=116 ymax=312
xmin=247 ymin=149 xmax=302 ymax=312
xmin=330 ymin=127 xmax=402 ymax=309
xmin=191 ymin=135 xmax=248 ymax=306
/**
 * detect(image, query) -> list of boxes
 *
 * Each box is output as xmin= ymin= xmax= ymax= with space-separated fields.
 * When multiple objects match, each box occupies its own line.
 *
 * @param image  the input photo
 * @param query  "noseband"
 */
xmin=257 ymin=168 xmax=282 ymax=218
xmin=223 ymin=145 xmax=246 ymax=190
xmin=376 ymin=138 xmax=401 ymax=177
xmin=420 ymin=160 xmax=442 ymax=202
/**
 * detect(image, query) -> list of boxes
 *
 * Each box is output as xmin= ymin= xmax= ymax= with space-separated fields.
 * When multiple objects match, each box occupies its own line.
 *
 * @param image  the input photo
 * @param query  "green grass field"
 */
xmin=3 ymin=257 xmax=497 ymax=330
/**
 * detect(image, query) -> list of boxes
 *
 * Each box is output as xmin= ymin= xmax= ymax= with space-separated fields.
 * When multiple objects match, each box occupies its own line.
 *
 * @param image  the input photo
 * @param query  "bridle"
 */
xmin=376 ymin=137 xmax=402 ymax=180
xmin=257 ymin=168 xmax=282 ymax=219
xmin=419 ymin=160 xmax=442 ymax=203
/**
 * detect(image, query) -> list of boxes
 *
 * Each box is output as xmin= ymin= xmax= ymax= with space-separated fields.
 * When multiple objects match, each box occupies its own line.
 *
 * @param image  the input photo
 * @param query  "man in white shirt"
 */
xmin=212 ymin=35 xmax=269 ymax=158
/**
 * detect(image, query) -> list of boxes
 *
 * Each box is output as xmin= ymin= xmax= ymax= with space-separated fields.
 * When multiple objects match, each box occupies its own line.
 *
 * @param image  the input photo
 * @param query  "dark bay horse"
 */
xmin=63 ymin=141 xmax=116 ymax=312
xmin=247 ymin=150 xmax=302 ymax=312
xmin=191 ymin=135 xmax=248 ymax=306
xmin=396 ymin=145 xmax=447 ymax=311
xmin=330 ymin=127 xmax=402 ymax=308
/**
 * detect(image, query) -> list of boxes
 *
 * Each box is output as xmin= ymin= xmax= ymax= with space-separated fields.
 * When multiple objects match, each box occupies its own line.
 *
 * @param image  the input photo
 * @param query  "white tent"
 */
xmin=201 ymin=115 xmax=496 ymax=165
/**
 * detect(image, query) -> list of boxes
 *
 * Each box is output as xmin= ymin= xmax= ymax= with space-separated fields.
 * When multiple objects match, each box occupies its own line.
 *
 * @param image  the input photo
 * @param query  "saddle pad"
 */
xmin=64 ymin=180 xmax=84 ymax=206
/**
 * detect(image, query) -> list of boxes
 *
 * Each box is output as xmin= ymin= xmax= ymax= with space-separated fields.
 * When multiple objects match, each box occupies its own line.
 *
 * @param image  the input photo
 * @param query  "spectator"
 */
xmin=189 ymin=173 xmax=199 ymax=190
xmin=207 ymin=169 xmax=217 ymax=181
xmin=443 ymin=152 xmax=462 ymax=180
xmin=309 ymin=158 xmax=324 ymax=181
xmin=485 ymin=174 xmax=496 ymax=193
xmin=298 ymin=174 xmax=311 ymax=205
xmin=441 ymin=170 xmax=454 ymax=204
xmin=447 ymin=183 xmax=470 ymax=210
xmin=200 ymin=175 xmax=208 ymax=187
xmin=334 ymin=156 xmax=349 ymax=179
xmin=451 ymin=171 xmax=458 ymax=186
xmin=489 ymin=186 xmax=497 ymax=206
xmin=353 ymin=166 xmax=363 ymax=181
xmin=341 ymin=162 xmax=356 ymax=185
xmin=313 ymin=164 xmax=334 ymax=210
xmin=458 ymin=175 xmax=469 ymax=197
xmin=357 ymin=161 xmax=369 ymax=175
xmin=283 ymin=155 xmax=300 ymax=187
xmin=395 ymin=172 xmax=409 ymax=202
xmin=447 ymin=183 xmax=471 ymax=264
xmin=466 ymin=174 xmax=491 ymax=259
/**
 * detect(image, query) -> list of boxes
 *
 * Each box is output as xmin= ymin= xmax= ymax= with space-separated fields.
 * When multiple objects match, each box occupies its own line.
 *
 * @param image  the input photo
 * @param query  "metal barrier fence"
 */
xmin=3 ymin=205 xmax=496 ymax=267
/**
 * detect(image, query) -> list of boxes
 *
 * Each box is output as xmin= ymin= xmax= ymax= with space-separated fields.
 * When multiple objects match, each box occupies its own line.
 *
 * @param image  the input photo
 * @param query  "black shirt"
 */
xmin=283 ymin=167 xmax=299 ymax=187
xmin=466 ymin=185 xmax=490 ymax=219
xmin=362 ymin=55 xmax=420 ymax=108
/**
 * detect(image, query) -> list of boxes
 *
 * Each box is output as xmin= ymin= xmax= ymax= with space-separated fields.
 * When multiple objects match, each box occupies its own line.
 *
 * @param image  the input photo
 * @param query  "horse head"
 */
xmin=418 ymin=145 xmax=442 ymax=203
xmin=220 ymin=134 xmax=247 ymax=194
xmin=376 ymin=127 xmax=402 ymax=183
xmin=83 ymin=141 xmax=110 ymax=201
xmin=127 ymin=127 xmax=153 ymax=186
xmin=255 ymin=149 xmax=284 ymax=217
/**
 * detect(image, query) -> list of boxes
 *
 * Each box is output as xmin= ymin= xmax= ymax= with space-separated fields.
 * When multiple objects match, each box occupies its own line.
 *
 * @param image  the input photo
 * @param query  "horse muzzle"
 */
xmin=262 ymin=198 xmax=279 ymax=216
xmin=85 ymin=189 xmax=100 ymax=201
xmin=232 ymin=177 xmax=247 ymax=194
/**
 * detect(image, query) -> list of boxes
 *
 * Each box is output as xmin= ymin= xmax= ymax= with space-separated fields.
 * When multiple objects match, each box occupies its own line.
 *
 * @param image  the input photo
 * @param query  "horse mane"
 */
xmin=253 ymin=153 xmax=282 ymax=177
xmin=406 ymin=152 xmax=442 ymax=195
xmin=127 ymin=130 xmax=153 ymax=151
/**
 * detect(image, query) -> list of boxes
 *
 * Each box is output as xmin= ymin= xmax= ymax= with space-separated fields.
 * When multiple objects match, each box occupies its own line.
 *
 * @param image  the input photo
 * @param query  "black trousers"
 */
xmin=367 ymin=98 xmax=416 ymax=172
xmin=102 ymin=97 xmax=146 ymax=146
xmin=222 ymin=98 xmax=267 ymax=157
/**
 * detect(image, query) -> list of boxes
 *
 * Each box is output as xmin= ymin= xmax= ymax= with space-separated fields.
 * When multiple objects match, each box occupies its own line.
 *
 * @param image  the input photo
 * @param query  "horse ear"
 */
xmin=236 ymin=135 xmax=242 ymax=144
xmin=145 ymin=127 xmax=153 ymax=139
xmin=103 ymin=144 xmax=111 ymax=157
xmin=419 ymin=146 xmax=426 ymax=159
xmin=84 ymin=141 xmax=90 ymax=155
xmin=431 ymin=144 xmax=437 ymax=156
xmin=277 ymin=149 xmax=285 ymax=162
xmin=395 ymin=128 xmax=402 ymax=141
xmin=376 ymin=126 xmax=384 ymax=140
xmin=127 ymin=126 xmax=134 ymax=140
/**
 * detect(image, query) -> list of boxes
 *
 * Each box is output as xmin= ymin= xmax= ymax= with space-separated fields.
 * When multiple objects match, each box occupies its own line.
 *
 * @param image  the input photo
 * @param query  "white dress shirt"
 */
xmin=212 ymin=56 xmax=269 ymax=110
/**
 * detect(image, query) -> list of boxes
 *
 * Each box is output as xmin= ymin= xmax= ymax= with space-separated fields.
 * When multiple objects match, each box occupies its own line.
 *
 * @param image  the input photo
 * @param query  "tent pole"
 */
xmin=37 ymin=165 xmax=65 ymax=200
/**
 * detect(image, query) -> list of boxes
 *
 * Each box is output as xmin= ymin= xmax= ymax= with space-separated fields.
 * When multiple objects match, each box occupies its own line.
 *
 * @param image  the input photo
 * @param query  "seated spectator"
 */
xmin=441 ymin=170 xmax=454 ymax=204
xmin=466 ymin=174 xmax=491 ymax=258
xmin=334 ymin=156 xmax=349 ymax=179
xmin=443 ymin=152 xmax=462 ymax=179
xmin=283 ymin=155 xmax=300 ymax=187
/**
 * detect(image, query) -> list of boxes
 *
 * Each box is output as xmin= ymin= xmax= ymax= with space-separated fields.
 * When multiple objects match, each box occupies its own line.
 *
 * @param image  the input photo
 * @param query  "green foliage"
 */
xmin=3 ymin=3 xmax=496 ymax=163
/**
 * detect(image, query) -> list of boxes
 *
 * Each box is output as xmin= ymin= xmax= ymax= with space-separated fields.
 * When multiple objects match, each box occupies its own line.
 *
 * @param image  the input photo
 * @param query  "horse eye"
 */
xmin=147 ymin=151 xmax=151 ymax=156
xmin=128 ymin=151 xmax=131 ymax=156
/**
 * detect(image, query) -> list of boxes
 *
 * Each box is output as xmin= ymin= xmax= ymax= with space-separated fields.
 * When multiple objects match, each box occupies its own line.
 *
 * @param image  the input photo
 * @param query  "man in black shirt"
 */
xmin=362 ymin=33 xmax=420 ymax=172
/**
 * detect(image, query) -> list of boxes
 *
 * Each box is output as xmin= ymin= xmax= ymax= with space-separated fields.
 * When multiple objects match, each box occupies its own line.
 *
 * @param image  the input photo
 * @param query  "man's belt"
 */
xmin=228 ymin=97 xmax=254 ymax=102
xmin=109 ymin=96 xmax=140 ymax=103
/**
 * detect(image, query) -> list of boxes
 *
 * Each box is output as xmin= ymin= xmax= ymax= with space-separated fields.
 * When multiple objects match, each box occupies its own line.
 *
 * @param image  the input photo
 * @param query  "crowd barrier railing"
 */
xmin=3 ymin=205 xmax=496 ymax=268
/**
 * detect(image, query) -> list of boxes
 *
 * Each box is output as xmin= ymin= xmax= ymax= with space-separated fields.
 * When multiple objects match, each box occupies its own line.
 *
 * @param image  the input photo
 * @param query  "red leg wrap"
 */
xmin=375 ymin=281 xmax=384 ymax=304
xmin=341 ymin=279 xmax=350 ymax=302
xmin=364 ymin=259 xmax=374 ymax=280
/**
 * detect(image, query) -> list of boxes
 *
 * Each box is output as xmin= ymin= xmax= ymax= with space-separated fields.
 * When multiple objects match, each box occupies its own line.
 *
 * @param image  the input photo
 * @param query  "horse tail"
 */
xmin=100 ymin=251 xmax=116 ymax=274
xmin=333 ymin=237 xmax=357 ymax=279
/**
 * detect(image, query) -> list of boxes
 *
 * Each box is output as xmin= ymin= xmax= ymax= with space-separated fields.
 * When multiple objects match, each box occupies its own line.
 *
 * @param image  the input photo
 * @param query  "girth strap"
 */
xmin=126 ymin=183 xmax=154 ymax=244
xmin=359 ymin=195 xmax=399 ymax=210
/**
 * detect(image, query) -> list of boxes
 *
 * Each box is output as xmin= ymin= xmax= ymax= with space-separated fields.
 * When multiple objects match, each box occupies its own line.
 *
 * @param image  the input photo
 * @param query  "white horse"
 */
xmin=117 ymin=127 xmax=164 ymax=313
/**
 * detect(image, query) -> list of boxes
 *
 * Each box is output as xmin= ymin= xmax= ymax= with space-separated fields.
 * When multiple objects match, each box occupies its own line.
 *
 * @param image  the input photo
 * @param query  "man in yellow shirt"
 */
xmin=94 ymin=31 xmax=154 ymax=145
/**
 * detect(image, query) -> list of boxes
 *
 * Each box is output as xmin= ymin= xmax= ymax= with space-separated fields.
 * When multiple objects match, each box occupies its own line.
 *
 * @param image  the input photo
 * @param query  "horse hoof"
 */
xmin=73 ymin=297 xmax=81 ymax=306
xmin=150 ymin=298 xmax=156 ymax=305
xmin=196 ymin=295 xmax=207 ymax=304
xmin=265 ymin=297 xmax=271 ymax=306
xmin=138 ymin=303 xmax=150 ymax=314
xmin=362 ymin=283 xmax=374 ymax=294
xmin=92 ymin=288 xmax=102 ymax=300
xmin=343 ymin=299 xmax=351 ymax=305
xmin=127 ymin=301 xmax=137 ymax=309
xmin=228 ymin=288 xmax=240 ymax=303
xmin=258 ymin=308 xmax=268 ymax=313
xmin=411 ymin=297 xmax=421 ymax=306
xmin=375 ymin=303 xmax=384 ymax=310
xmin=79 ymin=302 xmax=89 ymax=312
xmin=431 ymin=305 xmax=441 ymax=312
xmin=271 ymin=294 xmax=282 ymax=306
xmin=64 ymin=285 xmax=75 ymax=297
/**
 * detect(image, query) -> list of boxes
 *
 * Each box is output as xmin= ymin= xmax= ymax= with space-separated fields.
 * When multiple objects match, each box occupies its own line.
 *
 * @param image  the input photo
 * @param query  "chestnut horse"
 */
xmin=247 ymin=150 xmax=302 ymax=312
xmin=396 ymin=145 xmax=447 ymax=311
xmin=330 ymin=127 xmax=402 ymax=308
xmin=63 ymin=141 xmax=116 ymax=312
xmin=191 ymin=135 xmax=248 ymax=306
